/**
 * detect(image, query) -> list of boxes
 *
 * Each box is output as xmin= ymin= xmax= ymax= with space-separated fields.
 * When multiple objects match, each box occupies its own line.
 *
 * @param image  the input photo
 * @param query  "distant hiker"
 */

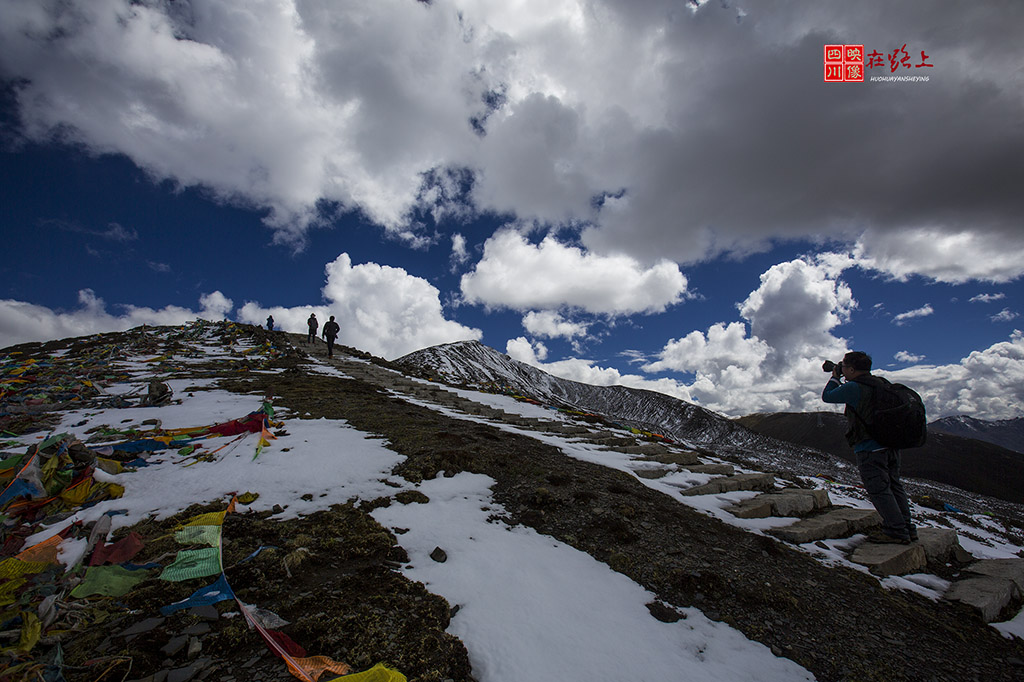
xmin=322 ymin=315 xmax=340 ymax=358
xmin=821 ymin=351 xmax=917 ymax=544
xmin=266 ymin=315 xmax=275 ymax=331
xmin=307 ymin=313 xmax=319 ymax=344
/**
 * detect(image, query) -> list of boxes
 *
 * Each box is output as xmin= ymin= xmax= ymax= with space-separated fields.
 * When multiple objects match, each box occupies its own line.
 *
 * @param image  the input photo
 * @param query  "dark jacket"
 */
xmin=822 ymin=376 xmax=883 ymax=452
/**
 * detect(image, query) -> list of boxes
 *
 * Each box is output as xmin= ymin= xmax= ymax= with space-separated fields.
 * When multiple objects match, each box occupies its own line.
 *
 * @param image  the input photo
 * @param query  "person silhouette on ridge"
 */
xmin=307 ymin=313 xmax=319 ymax=344
xmin=322 ymin=315 xmax=340 ymax=358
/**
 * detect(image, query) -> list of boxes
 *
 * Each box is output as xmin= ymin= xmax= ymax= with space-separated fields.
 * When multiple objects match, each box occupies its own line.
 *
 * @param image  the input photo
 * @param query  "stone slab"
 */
xmin=681 ymin=463 xmax=734 ymax=475
xmin=770 ymin=514 xmax=852 ymax=544
xmin=617 ymin=444 xmax=672 ymax=456
xmin=634 ymin=467 xmax=673 ymax=480
xmin=728 ymin=497 xmax=775 ymax=519
xmin=966 ymin=558 xmax=1024 ymax=594
xmin=945 ymin=576 xmax=1019 ymax=622
xmin=644 ymin=452 xmax=702 ymax=466
xmin=916 ymin=527 xmax=959 ymax=563
xmin=849 ymin=542 xmax=927 ymax=576
xmin=584 ymin=436 xmax=638 ymax=447
xmin=680 ymin=473 xmax=775 ymax=497
xmin=829 ymin=507 xmax=881 ymax=533
xmin=762 ymin=489 xmax=830 ymax=517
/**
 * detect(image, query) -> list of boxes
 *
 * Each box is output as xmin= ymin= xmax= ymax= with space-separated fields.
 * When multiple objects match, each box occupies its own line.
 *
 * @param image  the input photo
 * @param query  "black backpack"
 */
xmin=851 ymin=376 xmax=928 ymax=449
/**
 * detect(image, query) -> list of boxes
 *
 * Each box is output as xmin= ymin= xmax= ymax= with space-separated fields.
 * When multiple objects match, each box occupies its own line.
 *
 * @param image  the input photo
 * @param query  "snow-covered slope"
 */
xmin=398 ymin=340 xmax=781 ymax=450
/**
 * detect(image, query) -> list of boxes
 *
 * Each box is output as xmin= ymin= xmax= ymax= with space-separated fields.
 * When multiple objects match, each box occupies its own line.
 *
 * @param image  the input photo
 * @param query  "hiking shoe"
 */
xmin=865 ymin=530 xmax=911 ymax=545
xmin=908 ymin=528 xmax=919 ymax=542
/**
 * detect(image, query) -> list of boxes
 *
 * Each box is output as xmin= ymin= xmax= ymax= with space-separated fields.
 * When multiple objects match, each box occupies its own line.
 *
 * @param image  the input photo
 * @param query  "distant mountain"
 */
xmin=736 ymin=412 xmax=1024 ymax=504
xmin=397 ymin=340 xmax=1024 ymax=505
xmin=398 ymin=340 xmax=790 ymax=451
xmin=929 ymin=415 xmax=1024 ymax=454
xmin=396 ymin=341 xmax=855 ymax=485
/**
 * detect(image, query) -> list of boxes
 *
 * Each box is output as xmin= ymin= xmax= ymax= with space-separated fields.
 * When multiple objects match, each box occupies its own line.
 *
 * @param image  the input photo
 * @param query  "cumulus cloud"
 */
xmin=5 ymin=1 xmax=1019 ymax=279
xmin=853 ymin=230 xmax=1024 ymax=284
xmin=883 ymin=330 xmax=1024 ymax=420
xmin=238 ymin=253 xmax=481 ymax=359
xmin=0 ymin=289 xmax=233 ymax=348
xmin=894 ymin=350 xmax=925 ymax=364
xmin=991 ymin=308 xmax=1019 ymax=323
xmin=638 ymin=257 xmax=854 ymax=415
xmin=506 ymin=336 xmax=696 ymax=404
xmin=460 ymin=230 xmax=688 ymax=314
xmin=892 ymin=304 xmax=934 ymax=326
xmin=522 ymin=311 xmax=588 ymax=339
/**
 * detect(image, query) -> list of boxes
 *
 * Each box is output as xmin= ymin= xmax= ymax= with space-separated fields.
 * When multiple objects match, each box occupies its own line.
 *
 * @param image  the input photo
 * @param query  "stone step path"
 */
xmin=303 ymin=342 xmax=1024 ymax=625
xmin=672 ymin=469 xmax=1024 ymax=623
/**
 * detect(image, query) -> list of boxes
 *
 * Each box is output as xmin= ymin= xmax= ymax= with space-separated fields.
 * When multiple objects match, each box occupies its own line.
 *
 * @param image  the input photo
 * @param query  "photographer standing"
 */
xmin=822 ymin=351 xmax=917 ymax=544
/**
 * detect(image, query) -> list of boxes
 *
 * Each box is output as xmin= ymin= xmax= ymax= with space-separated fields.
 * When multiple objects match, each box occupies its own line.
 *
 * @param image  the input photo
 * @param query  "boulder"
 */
xmin=945 ymin=576 xmax=1020 ymax=622
xmin=916 ymin=527 xmax=960 ymax=563
xmin=680 ymin=473 xmax=775 ymax=497
xmin=965 ymin=558 xmax=1024 ymax=593
xmin=849 ymin=542 xmax=927 ymax=576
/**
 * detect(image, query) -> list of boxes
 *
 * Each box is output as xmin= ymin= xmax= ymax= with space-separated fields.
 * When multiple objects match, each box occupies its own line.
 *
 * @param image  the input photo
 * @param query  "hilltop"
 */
xmin=1 ymin=324 xmax=1022 ymax=682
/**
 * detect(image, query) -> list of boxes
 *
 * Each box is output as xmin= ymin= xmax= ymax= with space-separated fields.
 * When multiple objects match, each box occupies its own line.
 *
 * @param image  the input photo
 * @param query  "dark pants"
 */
xmin=307 ymin=329 xmax=316 ymax=344
xmin=326 ymin=336 xmax=336 ymax=357
xmin=857 ymin=448 xmax=914 ymax=539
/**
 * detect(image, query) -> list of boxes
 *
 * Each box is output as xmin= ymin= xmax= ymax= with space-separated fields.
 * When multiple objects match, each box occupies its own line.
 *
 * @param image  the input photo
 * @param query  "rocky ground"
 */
xmin=4 ymin=325 xmax=1024 ymax=682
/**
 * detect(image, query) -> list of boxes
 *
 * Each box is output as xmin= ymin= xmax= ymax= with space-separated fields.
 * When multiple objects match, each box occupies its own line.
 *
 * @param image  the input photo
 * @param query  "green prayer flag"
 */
xmin=174 ymin=525 xmax=221 ymax=548
xmin=159 ymin=548 xmax=221 ymax=582
xmin=70 ymin=566 xmax=153 ymax=598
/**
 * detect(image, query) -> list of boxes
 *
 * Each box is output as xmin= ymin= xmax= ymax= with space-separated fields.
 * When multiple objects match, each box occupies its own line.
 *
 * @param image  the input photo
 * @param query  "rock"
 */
xmin=681 ymin=463 xmax=735 ymax=475
xmin=161 ymin=635 xmax=189 ymax=657
xmin=729 ymin=488 xmax=830 ymax=519
xmin=771 ymin=515 xmax=849 ymax=544
xmin=634 ymin=467 xmax=672 ymax=480
xmin=646 ymin=601 xmax=685 ymax=623
xmin=430 ymin=547 xmax=448 ymax=563
xmin=618 ymin=444 xmax=671 ymax=456
xmin=849 ymin=542 xmax=927 ymax=576
xmin=119 ymin=617 xmax=166 ymax=638
xmin=645 ymin=452 xmax=702 ymax=466
xmin=945 ymin=576 xmax=1019 ymax=622
xmin=965 ymin=558 xmax=1024 ymax=593
xmin=188 ymin=605 xmax=220 ymax=621
xmin=916 ymin=527 xmax=960 ymax=563
xmin=681 ymin=473 xmax=776 ymax=496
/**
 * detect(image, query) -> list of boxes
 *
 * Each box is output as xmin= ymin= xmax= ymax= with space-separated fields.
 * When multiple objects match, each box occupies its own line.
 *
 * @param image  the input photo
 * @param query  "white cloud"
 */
xmin=970 ymin=293 xmax=1005 ymax=303
xmin=738 ymin=259 xmax=855 ymax=364
xmin=894 ymin=350 xmax=925 ymax=364
xmin=507 ymin=336 xmax=548 ymax=363
xmin=637 ymin=257 xmax=854 ymax=416
xmin=506 ymin=337 xmax=695 ymax=404
xmin=3 ymin=1 xmax=1021 ymax=283
xmin=460 ymin=230 xmax=688 ymax=314
xmin=522 ymin=311 xmax=588 ymax=339
xmin=882 ymin=330 xmax=1024 ymax=421
xmin=991 ymin=308 xmax=1019 ymax=323
xmin=892 ymin=304 xmax=934 ymax=326
xmin=853 ymin=229 xmax=1024 ymax=284
xmin=450 ymin=233 xmax=470 ymax=269
xmin=0 ymin=289 xmax=233 ymax=348
xmin=238 ymin=253 xmax=481 ymax=359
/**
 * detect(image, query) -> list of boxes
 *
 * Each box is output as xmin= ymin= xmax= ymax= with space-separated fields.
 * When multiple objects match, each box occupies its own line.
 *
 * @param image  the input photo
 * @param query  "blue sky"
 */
xmin=1 ymin=0 xmax=1022 ymax=420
